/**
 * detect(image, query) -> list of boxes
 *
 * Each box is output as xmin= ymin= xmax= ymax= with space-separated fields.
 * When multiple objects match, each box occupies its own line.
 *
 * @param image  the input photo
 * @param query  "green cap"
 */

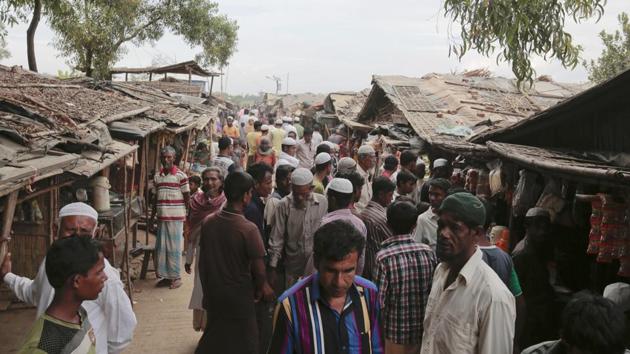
xmin=438 ymin=192 xmax=486 ymax=227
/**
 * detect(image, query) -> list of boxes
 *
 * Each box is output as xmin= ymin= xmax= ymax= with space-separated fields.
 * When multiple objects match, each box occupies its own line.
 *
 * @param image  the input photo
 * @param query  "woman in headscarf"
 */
xmin=254 ymin=137 xmax=276 ymax=167
xmin=185 ymin=167 xmax=226 ymax=331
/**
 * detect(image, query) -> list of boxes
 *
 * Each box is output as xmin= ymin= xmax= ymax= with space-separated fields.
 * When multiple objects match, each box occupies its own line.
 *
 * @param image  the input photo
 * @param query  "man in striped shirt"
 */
xmin=360 ymin=177 xmax=396 ymax=281
xmin=268 ymin=220 xmax=384 ymax=354
xmin=374 ymin=201 xmax=437 ymax=354
xmin=152 ymin=146 xmax=190 ymax=289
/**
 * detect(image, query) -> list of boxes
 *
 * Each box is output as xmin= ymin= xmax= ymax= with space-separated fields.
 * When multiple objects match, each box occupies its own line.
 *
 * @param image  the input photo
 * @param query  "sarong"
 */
xmin=156 ymin=220 xmax=183 ymax=279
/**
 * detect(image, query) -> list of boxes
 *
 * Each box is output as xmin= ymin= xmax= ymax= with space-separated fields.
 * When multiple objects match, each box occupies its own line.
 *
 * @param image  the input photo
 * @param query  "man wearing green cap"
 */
xmin=421 ymin=192 xmax=515 ymax=354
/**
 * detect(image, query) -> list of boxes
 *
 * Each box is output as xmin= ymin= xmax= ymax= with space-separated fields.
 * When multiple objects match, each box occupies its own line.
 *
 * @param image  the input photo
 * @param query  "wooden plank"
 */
xmin=0 ymin=191 xmax=19 ymax=269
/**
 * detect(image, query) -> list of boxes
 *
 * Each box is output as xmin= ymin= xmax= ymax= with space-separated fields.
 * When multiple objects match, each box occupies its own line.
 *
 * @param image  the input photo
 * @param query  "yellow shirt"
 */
xmin=270 ymin=128 xmax=285 ymax=157
xmin=247 ymin=131 xmax=262 ymax=156
xmin=223 ymin=125 xmax=240 ymax=139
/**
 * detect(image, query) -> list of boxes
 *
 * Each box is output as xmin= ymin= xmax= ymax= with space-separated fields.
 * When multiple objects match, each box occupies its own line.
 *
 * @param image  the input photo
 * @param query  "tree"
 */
xmin=584 ymin=12 xmax=630 ymax=83
xmin=48 ymin=0 xmax=238 ymax=79
xmin=443 ymin=0 xmax=607 ymax=87
xmin=0 ymin=23 xmax=11 ymax=60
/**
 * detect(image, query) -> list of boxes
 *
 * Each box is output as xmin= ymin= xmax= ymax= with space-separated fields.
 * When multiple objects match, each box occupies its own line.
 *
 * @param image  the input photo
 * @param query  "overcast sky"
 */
xmin=1 ymin=1 xmax=627 ymax=94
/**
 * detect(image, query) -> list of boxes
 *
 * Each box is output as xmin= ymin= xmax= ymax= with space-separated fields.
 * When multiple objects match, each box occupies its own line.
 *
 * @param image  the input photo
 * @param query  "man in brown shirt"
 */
xmin=197 ymin=171 xmax=274 ymax=354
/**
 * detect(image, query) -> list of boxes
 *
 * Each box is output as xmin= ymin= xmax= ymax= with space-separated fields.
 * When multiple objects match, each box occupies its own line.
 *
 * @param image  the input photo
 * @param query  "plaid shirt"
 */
xmin=374 ymin=235 xmax=437 ymax=344
xmin=360 ymin=201 xmax=393 ymax=280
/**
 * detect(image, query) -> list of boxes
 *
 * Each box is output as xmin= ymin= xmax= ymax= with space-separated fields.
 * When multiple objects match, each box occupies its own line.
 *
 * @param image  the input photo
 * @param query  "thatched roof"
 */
xmin=357 ymin=73 xmax=587 ymax=150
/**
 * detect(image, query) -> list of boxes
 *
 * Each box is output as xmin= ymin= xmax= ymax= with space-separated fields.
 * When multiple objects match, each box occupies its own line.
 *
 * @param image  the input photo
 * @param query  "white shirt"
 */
xmin=312 ymin=132 xmax=324 ymax=146
xmin=421 ymin=248 xmax=515 ymax=354
xmin=413 ymin=208 xmax=439 ymax=252
xmin=4 ymin=258 xmax=137 ymax=354
xmin=355 ymin=164 xmax=373 ymax=213
xmin=295 ymin=139 xmax=315 ymax=169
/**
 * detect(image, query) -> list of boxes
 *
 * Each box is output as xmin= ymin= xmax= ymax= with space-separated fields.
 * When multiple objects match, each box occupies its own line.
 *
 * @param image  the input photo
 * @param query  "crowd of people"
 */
xmin=0 ymin=107 xmax=628 ymax=354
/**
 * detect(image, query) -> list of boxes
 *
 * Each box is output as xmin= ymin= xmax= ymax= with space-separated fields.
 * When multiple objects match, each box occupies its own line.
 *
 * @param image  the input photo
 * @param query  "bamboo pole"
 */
xmin=0 ymin=191 xmax=19 ymax=268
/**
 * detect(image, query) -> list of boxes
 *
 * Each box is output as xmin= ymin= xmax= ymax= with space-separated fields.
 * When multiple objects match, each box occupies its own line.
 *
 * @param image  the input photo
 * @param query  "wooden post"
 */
xmin=149 ymin=72 xmax=153 ymax=82
xmin=129 ymin=149 xmax=137 ymax=245
xmin=125 ymin=73 xmax=128 ymax=82
xmin=0 ymin=191 xmax=19 ymax=266
xmin=144 ymin=138 xmax=150 ymax=245
xmin=209 ymin=76 xmax=214 ymax=96
xmin=122 ymin=156 xmax=134 ymax=304
xmin=181 ymin=130 xmax=193 ymax=172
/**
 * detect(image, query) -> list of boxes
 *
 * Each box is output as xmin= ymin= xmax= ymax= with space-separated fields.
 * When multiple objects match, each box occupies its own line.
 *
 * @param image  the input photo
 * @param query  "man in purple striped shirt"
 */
xmin=267 ymin=220 xmax=384 ymax=354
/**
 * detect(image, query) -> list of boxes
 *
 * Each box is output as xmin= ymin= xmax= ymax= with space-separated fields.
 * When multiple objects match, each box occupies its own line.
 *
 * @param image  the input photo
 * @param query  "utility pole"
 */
xmin=286 ymin=72 xmax=289 ymax=94
xmin=266 ymin=75 xmax=282 ymax=94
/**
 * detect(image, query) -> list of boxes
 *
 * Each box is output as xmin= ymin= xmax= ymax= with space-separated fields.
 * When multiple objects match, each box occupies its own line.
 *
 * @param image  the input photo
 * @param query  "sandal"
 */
xmin=169 ymin=278 xmax=182 ymax=289
xmin=156 ymin=278 xmax=170 ymax=287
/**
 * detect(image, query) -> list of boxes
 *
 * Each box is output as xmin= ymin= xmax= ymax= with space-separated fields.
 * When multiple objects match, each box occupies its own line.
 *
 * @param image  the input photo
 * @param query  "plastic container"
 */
xmin=90 ymin=176 xmax=111 ymax=212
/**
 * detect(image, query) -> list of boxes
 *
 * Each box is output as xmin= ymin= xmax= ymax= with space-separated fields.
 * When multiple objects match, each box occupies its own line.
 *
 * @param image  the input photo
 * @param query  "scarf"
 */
xmin=188 ymin=191 xmax=226 ymax=229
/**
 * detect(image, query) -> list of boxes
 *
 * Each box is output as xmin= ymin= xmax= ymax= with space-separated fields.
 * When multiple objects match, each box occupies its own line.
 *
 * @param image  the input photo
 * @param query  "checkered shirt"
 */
xmin=374 ymin=234 xmax=437 ymax=344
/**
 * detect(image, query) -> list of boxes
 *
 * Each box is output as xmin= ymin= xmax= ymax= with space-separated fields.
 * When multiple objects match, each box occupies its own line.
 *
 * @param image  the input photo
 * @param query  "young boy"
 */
xmin=188 ymin=175 xmax=202 ymax=195
xmin=19 ymin=237 xmax=108 ymax=354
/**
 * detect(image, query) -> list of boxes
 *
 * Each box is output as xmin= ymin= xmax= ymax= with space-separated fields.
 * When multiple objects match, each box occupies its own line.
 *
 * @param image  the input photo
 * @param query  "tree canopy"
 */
xmin=584 ymin=12 xmax=630 ymax=83
xmin=443 ymin=0 xmax=607 ymax=87
xmin=0 ymin=23 xmax=10 ymax=60
xmin=1 ymin=0 xmax=238 ymax=78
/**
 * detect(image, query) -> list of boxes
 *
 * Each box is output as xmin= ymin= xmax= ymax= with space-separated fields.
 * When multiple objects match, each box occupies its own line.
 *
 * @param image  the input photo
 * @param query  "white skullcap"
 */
xmin=291 ymin=168 xmax=314 ymax=186
xmin=326 ymin=178 xmax=354 ymax=194
xmin=526 ymin=207 xmax=550 ymax=218
xmin=433 ymin=158 xmax=448 ymax=168
xmin=227 ymin=116 xmax=234 ymax=121
xmin=274 ymin=118 xmax=283 ymax=125
xmin=59 ymin=202 xmax=99 ymax=221
xmin=261 ymin=124 xmax=269 ymax=131
xmin=277 ymin=159 xmax=292 ymax=168
xmin=357 ymin=144 xmax=375 ymax=155
xmin=282 ymin=137 xmax=297 ymax=146
xmin=337 ymin=157 xmax=357 ymax=172
xmin=282 ymin=116 xmax=292 ymax=123
xmin=293 ymin=117 xmax=300 ymax=122
xmin=604 ymin=282 xmax=630 ymax=312
xmin=315 ymin=152 xmax=332 ymax=165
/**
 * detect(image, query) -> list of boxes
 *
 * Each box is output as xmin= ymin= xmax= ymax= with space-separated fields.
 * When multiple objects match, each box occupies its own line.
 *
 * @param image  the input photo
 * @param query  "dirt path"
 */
xmin=126 ymin=267 xmax=202 ymax=354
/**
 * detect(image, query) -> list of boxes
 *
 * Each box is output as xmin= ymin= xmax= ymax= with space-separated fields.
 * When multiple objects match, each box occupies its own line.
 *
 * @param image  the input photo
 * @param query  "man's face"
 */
xmin=59 ymin=216 xmax=97 ymax=239
xmin=526 ymin=217 xmax=551 ymax=248
xmin=378 ymin=191 xmax=394 ymax=207
xmin=353 ymin=187 xmax=362 ymax=203
xmin=436 ymin=212 xmax=479 ymax=262
xmin=202 ymin=171 xmax=222 ymax=194
xmin=189 ymin=182 xmax=199 ymax=194
xmin=277 ymin=173 xmax=292 ymax=193
xmin=400 ymin=181 xmax=416 ymax=195
xmin=286 ymin=145 xmax=297 ymax=156
xmin=428 ymin=185 xmax=447 ymax=210
xmin=256 ymin=172 xmax=274 ymax=198
xmin=359 ymin=154 xmax=375 ymax=170
xmin=161 ymin=152 xmax=175 ymax=169
xmin=292 ymin=184 xmax=312 ymax=208
xmin=304 ymin=133 xmax=312 ymax=143
xmin=288 ymin=132 xmax=297 ymax=140
xmin=227 ymin=120 xmax=233 ymax=127
xmin=317 ymin=251 xmax=358 ymax=299
xmin=75 ymin=254 xmax=107 ymax=301
xmin=259 ymin=140 xmax=271 ymax=151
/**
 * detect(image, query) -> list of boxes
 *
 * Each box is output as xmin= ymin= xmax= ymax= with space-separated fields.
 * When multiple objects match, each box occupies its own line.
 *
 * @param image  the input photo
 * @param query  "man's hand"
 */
xmin=0 ymin=252 xmax=12 ymax=281
xmin=261 ymin=282 xmax=275 ymax=303
xmin=184 ymin=263 xmax=192 ymax=274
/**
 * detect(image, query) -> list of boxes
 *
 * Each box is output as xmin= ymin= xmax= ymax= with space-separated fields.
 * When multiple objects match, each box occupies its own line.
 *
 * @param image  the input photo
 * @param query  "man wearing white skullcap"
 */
xmin=419 ymin=158 xmax=451 ymax=202
xmin=270 ymin=118 xmax=286 ymax=157
xmin=278 ymin=137 xmax=299 ymax=168
xmin=268 ymin=168 xmax=328 ymax=291
xmin=295 ymin=127 xmax=315 ymax=169
xmin=337 ymin=156 xmax=357 ymax=174
xmin=1 ymin=202 xmax=137 ymax=354
xmin=293 ymin=116 xmax=304 ymax=138
xmin=312 ymin=152 xmax=333 ymax=194
xmin=355 ymin=144 xmax=377 ymax=213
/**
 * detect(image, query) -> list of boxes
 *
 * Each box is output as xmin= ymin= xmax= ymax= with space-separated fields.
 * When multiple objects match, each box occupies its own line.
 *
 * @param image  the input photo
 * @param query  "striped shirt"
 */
xmin=359 ymin=201 xmax=393 ymax=280
xmin=268 ymin=273 xmax=384 ymax=354
xmin=154 ymin=166 xmax=190 ymax=221
xmin=374 ymin=235 xmax=436 ymax=344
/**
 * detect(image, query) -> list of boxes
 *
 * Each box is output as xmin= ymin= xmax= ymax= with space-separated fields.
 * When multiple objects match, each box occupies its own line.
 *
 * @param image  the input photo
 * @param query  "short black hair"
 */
xmin=316 ymin=144 xmax=332 ymax=155
xmin=275 ymin=165 xmax=295 ymax=183
xmin=372 ymin=176 xmax=396 ymax=196
xmin=224 ymin=171 xmax=254 ymax=202
xmin=428 ymin=178 xmax=451 ymax=192
xmin=218 ymin=136 xmax=232 ymax=150
xmin=313 ymin=124 xmax=321 ymax=131
xmin=189 ymin=175 xmax=201 ymax=186
xmin=314 ymin=220 xmax=365 ymax=264
xmin=416 ymin=201 xmax=430 ymax=214
xmin=400 ymin=150 xmax=417 ymax=166
xmin=327 ymin=189 xmax=353 ymax=209
xmin=336 ymin=171 xmax=364 ymax=192
xmin=46 ymin=237 xmax=101 ymax=289
xmin=561 ymin=292 xmax=627 ymax=354
xmin=315 ymin=160 xmax=331 ymax=172
xmin=254 ymin=121 xmax=263 ymax=129
xmin=387 ymin=201 xmax=418 ymax=235
xmin=303 ymin=128 xmax=313 ymax=136
xmin=383 ymin=156 xmax=398 ymax=171
xmin=396 ymin=170 xmax=417 ymax=186
xmin=246 ymin=162 xmax=273 ymax=183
